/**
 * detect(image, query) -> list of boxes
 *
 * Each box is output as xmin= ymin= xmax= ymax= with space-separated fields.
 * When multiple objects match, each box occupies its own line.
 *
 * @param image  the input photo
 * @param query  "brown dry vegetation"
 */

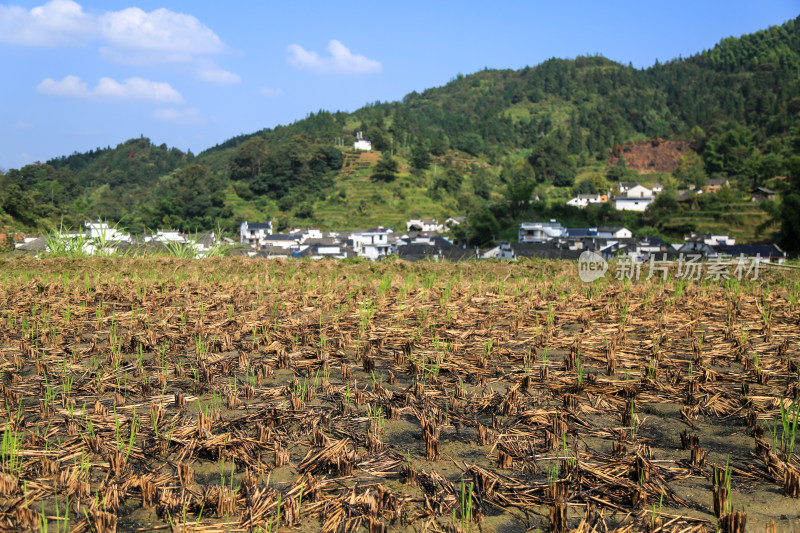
xmin=0 ymin=257 xmax=798 ymax=532
xmin=608 ymin=139 xmax=691 ymax=174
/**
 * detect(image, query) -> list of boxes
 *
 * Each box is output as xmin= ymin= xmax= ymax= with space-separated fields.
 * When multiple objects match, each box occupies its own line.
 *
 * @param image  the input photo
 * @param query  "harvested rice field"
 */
xmin=0 ymin=257 xmax=799 ymax=532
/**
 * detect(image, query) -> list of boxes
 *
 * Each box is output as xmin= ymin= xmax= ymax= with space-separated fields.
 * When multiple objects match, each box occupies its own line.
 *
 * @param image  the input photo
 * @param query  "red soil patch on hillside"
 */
xmin=608 ymin=138 xmax=691 ymax=174
xmin=356 ymin=151 xmax=380 ymax=163
xmin=342 ymin=151 xmax=381 ymax=174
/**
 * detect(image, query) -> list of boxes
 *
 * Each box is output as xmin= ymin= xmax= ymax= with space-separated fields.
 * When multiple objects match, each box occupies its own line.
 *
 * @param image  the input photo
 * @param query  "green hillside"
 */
xmin=1 ymin=16 xmax=799 ymax=250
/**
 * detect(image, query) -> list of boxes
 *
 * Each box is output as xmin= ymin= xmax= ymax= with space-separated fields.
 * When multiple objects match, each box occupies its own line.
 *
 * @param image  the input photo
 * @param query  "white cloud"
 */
xmin=98 ymin=46 xmax=193 ymax=65
xmin=259 ymin=86 xmax=283 ymax=97
xmin=0 ymin=0 xmax=242 ymax=86
xmin=12 ymin=121 xmax=33 ymax=130
xmin=287 ymin=40 xmax=381 ymax=74
xmin=95 ymin=77 xmax=183 ymax=102
xmin=151 ymin=107 xmax=204 ymax=125
xmin=0 ymin=1 xmax=224 ymax=54
xmin=195 ymin=60 xmax=241 ymax=85
xmin=0 ymin=1 xmax=233 ymax=84
xmin=99 ymin=7 xmax=224 ymax=54
xmin=36 ymin=74 xmax=89 ymax=97
xmin=0 ymin=0 xmax=93 ymax=46
xmin=37 ymin=75 xmax=183 ymax=103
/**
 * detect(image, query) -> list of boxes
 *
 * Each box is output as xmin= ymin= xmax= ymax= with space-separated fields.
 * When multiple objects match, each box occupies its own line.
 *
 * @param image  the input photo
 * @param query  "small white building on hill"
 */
xmin=353 ymin=131 xmax=372 ymax=151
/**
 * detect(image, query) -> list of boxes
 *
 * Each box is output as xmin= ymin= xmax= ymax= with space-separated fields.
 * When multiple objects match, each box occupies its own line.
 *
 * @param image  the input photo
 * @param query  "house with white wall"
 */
xmin=407 ymin=218 xmax=444 ymax=233
xmin=291 ymin=228 xmax=322 ymax=241
xmin=621 ymin=184 xmax=653 ymax=198
xmin=146 ymin=229 xmax=184 ymax=243
xmin=518 ymin=220 xmax=566 ymax=243
xmin=445 ymin=216 xmax=466 ymax=228
xmin=615 ymin=196 xmax=654 ymax=211
xmin=240 ymin=221 xmax=273 ymax=247
xmin=615 ymin=183 xmax=660 ymax=210
xmin=567 ymin=194 xmax=604 ymax=208
xmin=260 ymin=234 xmax=301 ymax=250
xmin=294 ymin=244 xmax=350 ymax=260
xmin=614 ymin=184 xmax=653 ymax=211
xmin=85 ymin=220 xmax=129 ymax=243
xmin=684 ymin=232 xmax=735 ymax=246
xmin=597 ymin=226 xmax=633 ymax=239
xmin=349 ymin=227 xmax=393 ymax=260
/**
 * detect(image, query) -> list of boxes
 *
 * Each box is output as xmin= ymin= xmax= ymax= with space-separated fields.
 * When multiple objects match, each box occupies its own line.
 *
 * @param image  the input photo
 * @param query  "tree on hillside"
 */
xmin=366 ymin=126 xmax=390 ymax=152
xmin=572 ymin=173 xmax=610 ymax=196
xmin=779 ymin=155 xmax=800 ymax=255
xmin=230 ymin=137 xmax=267 ymax=182
xmin=465 ymin=206 xmax=500 ymax=246
xmin=456 ymin=133 xmax=485 ymax=157
xmin=1 ymin=184 xmax=37 ymax=226
xmin=174 ymin=164 xmax=225 ymax=231
xmin=528 ymin=135 xmax=575 ymax=187
xmin=430 ymin=132 xmax=449 ymax=156
xmin=471 ymin=168 xmax=492 ymax=200
xmin=605 ymin=157 xmax=631 ymax=182
xmin=643 ymin=190 xmax=679 ymax=222
xmin=702 ymin=123 xmax=756 ymax=179
xmin=371 ymin=151 xmax=399 ymax=182
xmin=248 ymin=139 xmax=340 ymax=199
xmin=429 ymin=167 xmax=463 ymax=199
xmin=501 ymin=162 xmax=537 ymax=218
xmin=567 ymin=112 xmax=583 ymax=154
xmin=742 ymin=152 xmax=785 ymax=189
xmin=410 ymin=141 xmax=432 ymax=172
xmin=673 ymin=151 xmax=707 ymax=188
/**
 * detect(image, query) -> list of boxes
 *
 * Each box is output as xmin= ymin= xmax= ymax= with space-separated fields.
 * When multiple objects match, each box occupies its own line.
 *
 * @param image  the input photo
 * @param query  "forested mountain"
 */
xmin=2 ymin=16 xmax=799 ymax=251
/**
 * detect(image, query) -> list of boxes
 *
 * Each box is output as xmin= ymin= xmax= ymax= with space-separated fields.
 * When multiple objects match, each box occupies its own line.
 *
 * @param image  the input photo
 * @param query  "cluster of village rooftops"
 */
xmin=560 ymin=179 xmax=774 ymax=210
xmin=12 ymin=217 xmax=787 ymax=263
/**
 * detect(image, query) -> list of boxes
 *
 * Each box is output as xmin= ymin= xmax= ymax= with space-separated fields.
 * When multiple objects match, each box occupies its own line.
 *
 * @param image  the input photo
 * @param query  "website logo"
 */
xmin=578 ymin=251 xmax=607 ymax=282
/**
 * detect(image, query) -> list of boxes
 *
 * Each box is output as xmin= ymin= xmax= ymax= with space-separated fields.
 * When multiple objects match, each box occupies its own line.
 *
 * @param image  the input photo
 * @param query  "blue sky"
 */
xmin=1 ymin=1 xmax=797 ymax=170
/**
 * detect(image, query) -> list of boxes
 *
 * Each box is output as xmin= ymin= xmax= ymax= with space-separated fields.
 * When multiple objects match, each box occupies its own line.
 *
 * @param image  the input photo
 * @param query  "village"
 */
xmin=11 ymin=213 xmax=788 ymax=264
xmin=238 ymin=217 xmax=787 ymax=263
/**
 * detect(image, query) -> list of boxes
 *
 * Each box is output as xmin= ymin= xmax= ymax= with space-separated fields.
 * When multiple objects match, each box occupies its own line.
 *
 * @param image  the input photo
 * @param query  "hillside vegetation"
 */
xmin=1 ymin=16 xmax=799 ymax=250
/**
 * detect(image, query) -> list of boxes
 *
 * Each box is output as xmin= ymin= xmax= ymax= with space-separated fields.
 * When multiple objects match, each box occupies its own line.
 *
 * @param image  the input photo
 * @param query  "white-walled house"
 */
xmin=685 ymin=232 xmax=735 ymax=246
xmin=240 ymin=221 xmax=273 ymax=247
xmin=615 ymin=196 xmax=654 ymax=211
xmin=622 ymin=184 xmax=653 ymax=198
xmin=85 ymin=220 xmax=129 ymax=242
xmin=566 ymin=194 xmax=603 ymax=208
xmin=445 ymin=216 xmax=466 ymax=228
xmin=146 ymin=229 xmax=184 ymax=243
xmin=614 ymin=184 xmax=653 ymax=211
xmin=615 ymin=183 xmax=660 ymax=211
xmin=350 ymin=228 xmax=393 ymax=260
xmin=260 ymin=234 xmax=301 ymax=249
xmin=518 ymin=220 xmax=566 ymax=243
xmin=291 ymin=228 xmax=322 ymax=241
xmin=597 ymin=226 xmax=633 ymax=239
xmin=406 ymin=218 xmax=444 ymax=233
xmin=294 ymin=244 xmax=350 ymax=260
